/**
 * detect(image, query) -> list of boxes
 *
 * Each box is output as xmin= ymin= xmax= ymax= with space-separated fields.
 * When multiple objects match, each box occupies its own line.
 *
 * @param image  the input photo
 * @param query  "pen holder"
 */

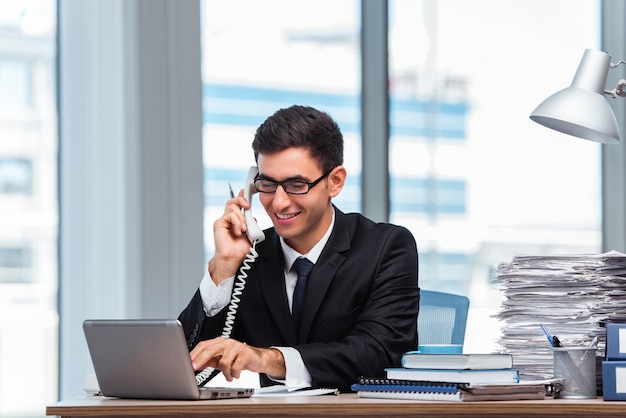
xmin=552 ymin=346 xmax=596 ymax=399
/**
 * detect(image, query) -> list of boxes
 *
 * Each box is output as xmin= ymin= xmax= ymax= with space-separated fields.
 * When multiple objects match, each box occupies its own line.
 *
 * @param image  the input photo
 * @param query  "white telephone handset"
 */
xmin=243 ymin=166 xmax=265 ymax=243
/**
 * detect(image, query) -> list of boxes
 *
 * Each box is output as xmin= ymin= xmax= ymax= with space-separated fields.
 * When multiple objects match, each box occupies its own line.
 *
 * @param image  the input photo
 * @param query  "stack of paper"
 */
xmin=491 ymin=251 xmax=626 ymax=382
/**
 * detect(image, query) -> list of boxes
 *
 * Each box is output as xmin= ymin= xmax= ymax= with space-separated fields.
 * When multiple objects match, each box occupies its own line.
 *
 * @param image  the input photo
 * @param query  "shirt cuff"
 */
xmin=271 ymin=347 xmax=312 ymax=389
xmin=198 ymin=269 xmax=235 ymax=317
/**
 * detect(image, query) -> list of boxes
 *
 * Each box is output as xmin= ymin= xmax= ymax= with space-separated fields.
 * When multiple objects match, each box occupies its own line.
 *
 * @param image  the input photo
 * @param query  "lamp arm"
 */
xmin=604 ymin=80 xmax=626 ymax=98
xmin=602 ymin=60 xmax=626 ymax=98
xmin=610 ymin=60 xmax=626 ymax=69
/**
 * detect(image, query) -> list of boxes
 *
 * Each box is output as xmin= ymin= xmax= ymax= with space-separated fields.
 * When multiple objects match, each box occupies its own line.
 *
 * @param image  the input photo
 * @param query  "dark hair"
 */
xmin=252 ymin=105 xmax=344 ymax=173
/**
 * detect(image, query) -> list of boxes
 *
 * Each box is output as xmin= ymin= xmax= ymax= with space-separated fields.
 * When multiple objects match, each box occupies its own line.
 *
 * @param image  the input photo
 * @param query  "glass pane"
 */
xmin=0 ymin=59 xmax=32 ymax=107
xmin=0 ymin=159 xmax=32 ymax=195
xmin=201 ymin=0 xmax=361 ymax=262
xmin=389 ymin=0 xmax=601 ymax=352
xmin=0 ymin=1 xmax=58 ymax=416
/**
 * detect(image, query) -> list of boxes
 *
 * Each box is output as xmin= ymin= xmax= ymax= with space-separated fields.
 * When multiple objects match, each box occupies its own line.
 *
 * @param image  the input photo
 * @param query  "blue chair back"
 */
xmin=418 ymin=290 xmax=470 ymax=346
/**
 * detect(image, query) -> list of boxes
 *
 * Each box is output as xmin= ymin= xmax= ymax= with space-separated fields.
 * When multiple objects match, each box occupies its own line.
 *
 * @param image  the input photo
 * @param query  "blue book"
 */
xmin=402 ymin=351 xmax=513 ymax=370
xmin=386 ymin=367 xmax=520 ymax=384
xmin=606 ymin=322 xmax=626 ymax=361
xmin=602 ymin=361 xmax=626 ymax=400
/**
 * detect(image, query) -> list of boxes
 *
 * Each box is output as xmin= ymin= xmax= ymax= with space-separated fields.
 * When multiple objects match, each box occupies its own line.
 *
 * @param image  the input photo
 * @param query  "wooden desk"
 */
xmin=47 ymin=393 xmax=626 ymax=418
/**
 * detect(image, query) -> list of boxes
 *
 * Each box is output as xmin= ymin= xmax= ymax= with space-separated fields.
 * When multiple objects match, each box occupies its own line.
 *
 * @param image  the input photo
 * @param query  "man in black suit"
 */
xmin=179 ymin=105 xmax=419 ymax=392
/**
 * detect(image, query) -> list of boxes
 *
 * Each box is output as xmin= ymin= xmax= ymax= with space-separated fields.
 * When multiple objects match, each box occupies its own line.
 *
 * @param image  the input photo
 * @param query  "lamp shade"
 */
xmin=530 ymin=49 xmax=621 ymax=144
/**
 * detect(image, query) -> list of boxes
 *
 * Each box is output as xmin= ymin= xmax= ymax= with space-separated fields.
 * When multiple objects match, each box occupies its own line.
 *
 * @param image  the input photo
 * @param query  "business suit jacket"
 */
xmin=178 ymin=207 xmax=419 ymax=392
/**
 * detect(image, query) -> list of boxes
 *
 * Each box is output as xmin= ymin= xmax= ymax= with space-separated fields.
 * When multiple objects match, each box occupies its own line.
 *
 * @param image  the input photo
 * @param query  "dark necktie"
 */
xmin=292 ymin=257 xmax=313 ymax=330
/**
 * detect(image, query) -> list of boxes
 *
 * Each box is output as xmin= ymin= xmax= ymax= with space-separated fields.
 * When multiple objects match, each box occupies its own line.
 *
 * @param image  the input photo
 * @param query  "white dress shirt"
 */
xmin=199 ymin=209 xmax=335 ymax=388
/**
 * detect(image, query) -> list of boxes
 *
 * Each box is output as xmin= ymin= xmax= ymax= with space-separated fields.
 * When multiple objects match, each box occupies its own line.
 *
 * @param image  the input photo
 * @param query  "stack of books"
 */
xmin=352 ymin=351 xmax=559 ymax=401
xmin=385 ymin=351 xmax=519 ymax=385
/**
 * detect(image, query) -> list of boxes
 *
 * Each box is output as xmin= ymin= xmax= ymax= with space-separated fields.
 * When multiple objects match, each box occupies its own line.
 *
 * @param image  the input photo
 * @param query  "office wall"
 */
xmin=602 ymin=0 xmax=626 ymax=253
xmin=58 ymin=0 xmax=204 ymax=398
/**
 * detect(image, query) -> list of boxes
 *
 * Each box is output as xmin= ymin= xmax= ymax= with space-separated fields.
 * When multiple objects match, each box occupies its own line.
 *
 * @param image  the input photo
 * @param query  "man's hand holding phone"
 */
xmin=208 ymin=189 xmax=256 ymax=285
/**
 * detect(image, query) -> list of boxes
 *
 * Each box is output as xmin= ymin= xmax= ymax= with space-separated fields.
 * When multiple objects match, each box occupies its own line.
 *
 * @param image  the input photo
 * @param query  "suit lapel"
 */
xmin=298 ymin=209 xmax=351 ymax=341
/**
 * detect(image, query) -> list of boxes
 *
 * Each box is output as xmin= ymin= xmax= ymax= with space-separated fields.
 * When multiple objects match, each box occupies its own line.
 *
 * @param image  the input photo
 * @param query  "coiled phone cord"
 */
xmin=195 ymin=241 xmax=259 ymax=386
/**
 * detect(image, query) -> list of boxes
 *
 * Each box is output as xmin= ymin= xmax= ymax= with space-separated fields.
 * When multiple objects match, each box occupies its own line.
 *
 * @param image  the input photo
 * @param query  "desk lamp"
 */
xmin=530 ymin=49 xmax=624 ymax=144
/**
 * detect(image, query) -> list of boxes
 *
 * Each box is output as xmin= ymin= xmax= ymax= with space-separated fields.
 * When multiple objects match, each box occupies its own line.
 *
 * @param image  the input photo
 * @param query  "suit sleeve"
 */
xmin=178 ymin=288 xmax=229 ymax=350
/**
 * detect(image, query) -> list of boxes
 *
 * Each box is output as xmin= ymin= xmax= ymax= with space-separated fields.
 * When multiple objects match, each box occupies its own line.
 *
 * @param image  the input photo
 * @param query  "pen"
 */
xmin=228 ymin=182 xmax=235 ymax=199
xmin=540 ymin=323 xmax=559 ymax=347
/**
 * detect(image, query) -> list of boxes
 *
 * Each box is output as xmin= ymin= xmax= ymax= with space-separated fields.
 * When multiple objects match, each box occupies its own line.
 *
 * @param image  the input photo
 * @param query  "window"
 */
xmin=0 ymin=59 xmax=33 ymax=108
xmin=201 ymin=0 xmax=360 ymax=262
xmin=0 ymin=246 xmax=33 ymax=283
xmin=389 ymin=0 xmax=601 ymax=352
xmin=0 ymin=1 xmax=57 ymax=417
xmin=202 ymin=0 xmax=602 ymax=356
xmin=0 ymin=158 xmax=32 ymax=195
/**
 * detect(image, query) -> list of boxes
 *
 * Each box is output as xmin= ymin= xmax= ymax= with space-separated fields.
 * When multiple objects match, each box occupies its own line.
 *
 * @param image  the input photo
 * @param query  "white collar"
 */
xmin=281 ymin=207 xmax=335 ymax=272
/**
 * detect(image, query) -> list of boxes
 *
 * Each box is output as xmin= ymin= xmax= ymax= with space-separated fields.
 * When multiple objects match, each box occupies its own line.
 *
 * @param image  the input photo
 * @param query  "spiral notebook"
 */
xmin=352 ymin=377 xmax=550 ymax=402
xmin=352 ymin=377 xmax=466 ymax=401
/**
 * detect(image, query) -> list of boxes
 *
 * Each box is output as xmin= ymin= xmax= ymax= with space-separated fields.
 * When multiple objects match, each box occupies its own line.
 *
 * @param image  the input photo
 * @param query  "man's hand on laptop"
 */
xmin=190 ymin=337 xmax=286 ymax=381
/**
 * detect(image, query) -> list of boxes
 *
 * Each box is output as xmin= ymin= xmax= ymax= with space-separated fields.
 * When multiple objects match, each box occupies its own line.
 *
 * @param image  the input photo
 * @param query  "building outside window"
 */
xmin=0 ymin=1 xmax=58 ymax=417
xmin=388 ymin=0 xmax=601 ymax=350
xmin=201 ymin=0 xmax=361 ymax=263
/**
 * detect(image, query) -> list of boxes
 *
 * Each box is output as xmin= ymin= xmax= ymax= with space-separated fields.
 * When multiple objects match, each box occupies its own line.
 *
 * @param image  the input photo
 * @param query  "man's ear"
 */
xmin=328 ymin=165 xmax=346 ymax=198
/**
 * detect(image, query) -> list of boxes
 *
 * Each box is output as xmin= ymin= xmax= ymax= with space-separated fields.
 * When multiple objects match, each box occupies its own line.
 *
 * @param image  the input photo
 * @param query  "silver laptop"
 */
xmin=83 ymin=319 xmax=254 ymax=400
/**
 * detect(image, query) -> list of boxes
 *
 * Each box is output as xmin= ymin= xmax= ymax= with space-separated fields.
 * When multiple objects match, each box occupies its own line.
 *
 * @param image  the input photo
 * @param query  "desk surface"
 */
xmin=47 ymin=393 xmax=626 ymax=418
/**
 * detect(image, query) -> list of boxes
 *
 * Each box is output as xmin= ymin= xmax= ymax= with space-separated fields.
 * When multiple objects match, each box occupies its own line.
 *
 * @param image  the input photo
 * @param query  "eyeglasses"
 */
xmin=254 ymin=168 xmax=334 ymax=195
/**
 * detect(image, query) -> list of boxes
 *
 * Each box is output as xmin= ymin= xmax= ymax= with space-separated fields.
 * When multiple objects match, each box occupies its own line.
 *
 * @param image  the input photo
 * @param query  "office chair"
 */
xmin=418 ymin=289 xmax=470 ymax=347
